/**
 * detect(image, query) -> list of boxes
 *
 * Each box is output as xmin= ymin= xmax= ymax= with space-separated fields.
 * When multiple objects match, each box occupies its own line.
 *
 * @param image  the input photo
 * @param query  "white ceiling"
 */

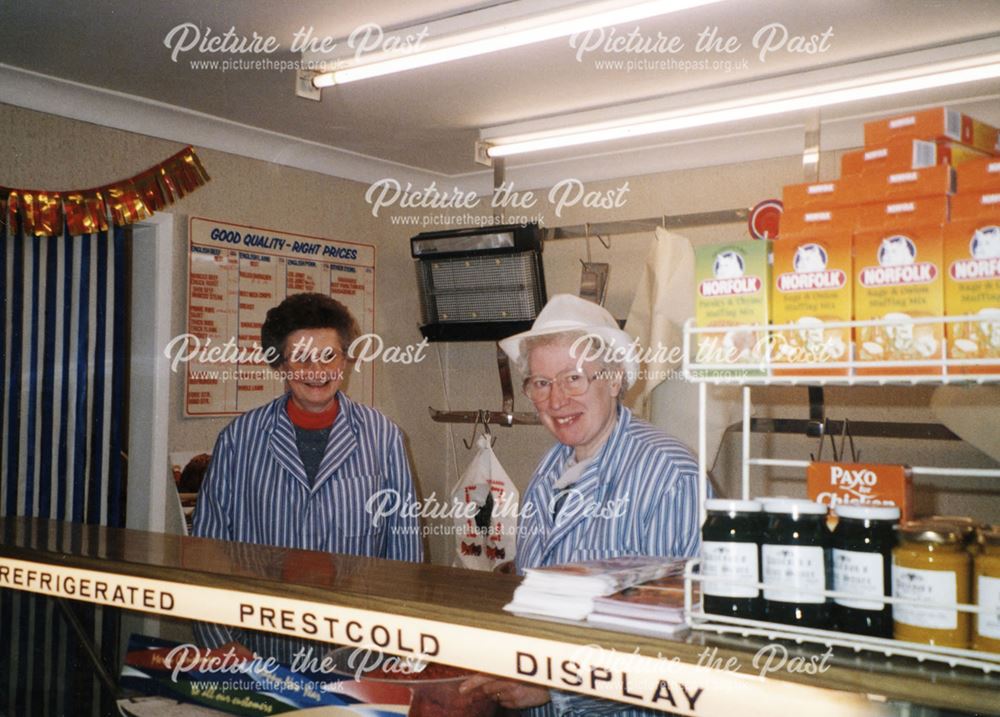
xmin=1 ymin=1 xmax=999 ymax=188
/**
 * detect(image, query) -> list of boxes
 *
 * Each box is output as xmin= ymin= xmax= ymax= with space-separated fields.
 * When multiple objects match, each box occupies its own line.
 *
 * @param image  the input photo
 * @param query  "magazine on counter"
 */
xmin=586 ymin=612 xmax=690 ymax=639
xmin=520 ymin=556 xmax=687 ymax=596
xmin=589 ymin=575 xmax=692 ymax=622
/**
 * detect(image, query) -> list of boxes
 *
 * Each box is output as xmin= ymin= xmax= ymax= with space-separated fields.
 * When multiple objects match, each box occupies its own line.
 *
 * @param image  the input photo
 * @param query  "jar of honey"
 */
xmin=973 ymin=526 xmax=1000 ymax=653
xmin=892 ymin=521 xmax=971 ymax=648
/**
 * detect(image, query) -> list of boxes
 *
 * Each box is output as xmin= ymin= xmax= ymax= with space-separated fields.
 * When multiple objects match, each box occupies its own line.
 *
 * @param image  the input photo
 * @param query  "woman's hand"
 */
xmin=459 ymin=674 xmax=551 ymax=710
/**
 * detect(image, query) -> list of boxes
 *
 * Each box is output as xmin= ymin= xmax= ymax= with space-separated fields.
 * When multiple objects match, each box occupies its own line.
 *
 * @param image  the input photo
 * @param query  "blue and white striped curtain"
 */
xmin=1 ymin=225 xmax=128 ymax=527
xmin=0 ymin=225 xmax=127 ymax=716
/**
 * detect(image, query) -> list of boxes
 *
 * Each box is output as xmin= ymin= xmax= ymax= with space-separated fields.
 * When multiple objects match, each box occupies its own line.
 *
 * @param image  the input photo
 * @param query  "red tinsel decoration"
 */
xmin=0 ymin=146 xmax=210 ymax=236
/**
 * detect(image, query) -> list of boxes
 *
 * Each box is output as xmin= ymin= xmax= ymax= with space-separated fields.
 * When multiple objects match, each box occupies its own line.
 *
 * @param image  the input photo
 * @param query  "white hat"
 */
xmin=499 ymin=294 xmax=639 ymax=384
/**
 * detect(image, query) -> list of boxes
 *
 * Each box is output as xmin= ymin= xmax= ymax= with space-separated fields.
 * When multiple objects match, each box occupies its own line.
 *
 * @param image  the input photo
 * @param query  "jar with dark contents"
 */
xmin=701 ymin=499 xmax=764 ymax=620
xmin=762 ymin=499 xmax=831 ymax=628
xmin=831 ymin=504 xmax=900 ymax=637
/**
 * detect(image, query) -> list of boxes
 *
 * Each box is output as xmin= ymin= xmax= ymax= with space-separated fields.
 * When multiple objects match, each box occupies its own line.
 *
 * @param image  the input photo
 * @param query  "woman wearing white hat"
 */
xmin=462 ymin=294 xmax=704 ymax=715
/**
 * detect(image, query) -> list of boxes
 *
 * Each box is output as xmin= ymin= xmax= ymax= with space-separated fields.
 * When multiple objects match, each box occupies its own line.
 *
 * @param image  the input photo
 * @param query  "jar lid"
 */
xmin=923 ymin=516 xmax=979 ymax=542
xmin=834 ymin=505 xmax=901 ymax=521
xmin=705 ymin=499 xmax=762 ymax=513
xmin=980 ymin=526 xmax=1000 ymax=547
xmin=759 ymin=496 xmax=794 ymax=506
xmin=764 ymin=498 xmax=828 ymax=516
xmin=895 ymin=520 xmax=962 ymax=545
xmin=925 ymin=515 xmax=980 ymax=527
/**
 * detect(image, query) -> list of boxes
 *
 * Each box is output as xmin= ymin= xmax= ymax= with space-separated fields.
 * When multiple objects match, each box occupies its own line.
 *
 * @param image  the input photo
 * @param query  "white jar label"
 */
xmin=977 ymin=575 xmax=1000 ymax=639
xmin=701 ymin=541 xmax=759 ymax=598
xmin=833 ymin=549 xmax=885 ymax=610
xmin=762 ymin=544 xmax=826 ymax=604
xmin=892 ymin=564 xmax=958 ymax=630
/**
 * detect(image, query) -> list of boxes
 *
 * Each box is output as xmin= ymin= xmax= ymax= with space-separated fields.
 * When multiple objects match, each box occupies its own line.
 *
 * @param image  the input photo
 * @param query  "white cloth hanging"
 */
xmin=623 ymin=226 xmax=694 ymax=414
xmin=451 ymin=435 xmax=519 ymax=570
xmin=624 ymin=226 xmax=739 ymax=462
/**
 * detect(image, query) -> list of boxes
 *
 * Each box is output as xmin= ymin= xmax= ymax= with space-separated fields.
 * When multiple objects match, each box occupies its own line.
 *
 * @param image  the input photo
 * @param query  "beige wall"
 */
xmin=2 ymin=102 xmax=997 ymax=566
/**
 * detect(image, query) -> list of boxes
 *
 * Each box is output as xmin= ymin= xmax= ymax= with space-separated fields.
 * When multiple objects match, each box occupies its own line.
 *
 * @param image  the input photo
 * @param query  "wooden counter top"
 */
xmin=0 ymin=517 xmax=996 ymax=715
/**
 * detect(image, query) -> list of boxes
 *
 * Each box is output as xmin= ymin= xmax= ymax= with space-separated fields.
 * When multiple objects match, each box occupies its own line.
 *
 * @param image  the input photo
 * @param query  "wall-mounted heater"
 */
xmin=411 ymin=223 xmax=546 ymax=341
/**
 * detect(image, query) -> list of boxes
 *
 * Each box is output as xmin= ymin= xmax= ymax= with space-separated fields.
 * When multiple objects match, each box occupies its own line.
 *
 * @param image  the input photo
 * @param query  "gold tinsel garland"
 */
xmin=1 ymin=146 xmax=210 ymax=237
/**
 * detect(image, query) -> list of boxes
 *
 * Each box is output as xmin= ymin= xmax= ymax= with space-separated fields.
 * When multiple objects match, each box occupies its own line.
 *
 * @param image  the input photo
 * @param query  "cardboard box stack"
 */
xmin=776 ymin=105 xmax=1000 ymax=376
xmin=775 ymin=181 xmax=853 ymax=375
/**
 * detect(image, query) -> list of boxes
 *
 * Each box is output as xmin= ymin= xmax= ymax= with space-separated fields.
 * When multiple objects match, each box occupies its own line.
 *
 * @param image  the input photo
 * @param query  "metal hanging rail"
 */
xmin=541 ymin=208 xmax=749 ymax=241
xmin=429 ymin=344 xmax=541 ymax=427
xmin=729 ymin=417 xmax=961 ymax=442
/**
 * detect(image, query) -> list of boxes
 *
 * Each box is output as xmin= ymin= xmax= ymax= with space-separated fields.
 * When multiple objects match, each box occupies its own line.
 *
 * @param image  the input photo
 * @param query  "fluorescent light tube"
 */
xmin=486 ymin=55 xmax=1000 ymax=157
xmin=312 ymin=0 xmax=722 ymax=87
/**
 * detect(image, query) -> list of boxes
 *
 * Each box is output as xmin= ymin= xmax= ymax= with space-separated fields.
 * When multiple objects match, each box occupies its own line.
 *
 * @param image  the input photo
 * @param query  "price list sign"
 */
xmin=184 ymin=217 xmax=376 ymax=416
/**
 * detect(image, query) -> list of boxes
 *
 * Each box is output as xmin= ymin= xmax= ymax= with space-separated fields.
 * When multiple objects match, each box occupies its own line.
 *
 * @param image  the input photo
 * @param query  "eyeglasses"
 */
xmin=284 ymin=347 xmax=343 ymax=367
xmin=522 ymin=369 xmax=598 ymax=402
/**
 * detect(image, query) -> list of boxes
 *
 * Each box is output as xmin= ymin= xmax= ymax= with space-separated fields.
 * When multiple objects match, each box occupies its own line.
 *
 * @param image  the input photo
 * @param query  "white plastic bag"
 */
xmin=451 ymin=435 xmax=519 ymax=570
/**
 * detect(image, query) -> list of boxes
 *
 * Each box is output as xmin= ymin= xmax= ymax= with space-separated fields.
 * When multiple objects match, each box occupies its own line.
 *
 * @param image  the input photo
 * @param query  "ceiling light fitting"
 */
xmin=310 ymin=0 xmax=722 ymax=88
xmin=480 ymin=42 xmax=1000 ymax=158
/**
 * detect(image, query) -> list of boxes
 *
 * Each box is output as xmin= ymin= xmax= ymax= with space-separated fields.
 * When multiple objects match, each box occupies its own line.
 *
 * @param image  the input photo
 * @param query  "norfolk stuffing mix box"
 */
xmin=956 ymin=156 xmax=1000 ymax=194
xmin=854 ymin=196 xmax=950 ymax=231
xmin=841 ymin=166 xmax=954 ymax=208
xmin=694 ymin=240 xmax=772 ymax=375
xmin=853 ymin=226 xmax=944 ymax=375
xmin=951 ymin=190 xmax=1000 ymax=222
xmin=782 ymin=179 xmax=852 ymax=211
xmin=841 ymin=139 xmax=931 ymax=177
xmin=944 ymin=218 xmax=1000 ymax=374
xmin=841 ymin=138 xmax=990 ymax=177
xmin=864 ymin=107 xmax=1000 ymax=155
xmin=780 ymin=206 xmax=857 ymax=239
xmin=771 ymin=233 xmax=852 ymax=375
xmin=852 ymin=164 xmax=955 ymax=204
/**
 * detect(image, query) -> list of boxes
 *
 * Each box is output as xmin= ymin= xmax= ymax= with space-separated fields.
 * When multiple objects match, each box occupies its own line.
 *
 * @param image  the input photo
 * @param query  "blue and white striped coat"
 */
xmin=516 ymin=406 xmax=703 ymax=572
xmin=193 ymin=391 xmax=423 ymax=562
xmin=516 ymin=407 xmax=707 ymax=717
xmin=192 ymin=392 xmax=423 ymax=658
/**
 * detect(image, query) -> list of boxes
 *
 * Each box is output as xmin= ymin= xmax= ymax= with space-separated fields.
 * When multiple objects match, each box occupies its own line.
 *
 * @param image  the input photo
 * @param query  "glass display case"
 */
xmin=1 ymin=517 xmax=996 ymax=716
